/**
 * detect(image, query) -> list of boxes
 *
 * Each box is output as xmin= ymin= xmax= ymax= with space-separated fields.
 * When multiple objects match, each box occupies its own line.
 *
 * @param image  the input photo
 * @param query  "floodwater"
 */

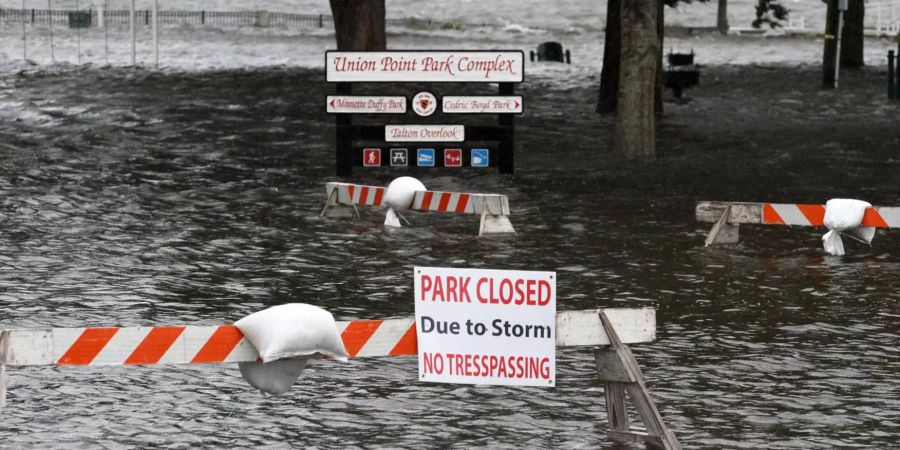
xmin=0 ymin=64 xmax=898 ymax=448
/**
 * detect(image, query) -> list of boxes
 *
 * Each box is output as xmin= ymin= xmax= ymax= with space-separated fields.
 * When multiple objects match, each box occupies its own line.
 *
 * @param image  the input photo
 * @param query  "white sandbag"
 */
xmin=239 ymin=356 xmax=310 ymax=395
xmin=822 ymin=198 xmax=874 ymax=256
xmin=235 ymin=304 xmax=348 ymax=363
xmin=383 ymin=177 xmax=425 ymax=228
xmin=384 ymin=176 xmax=426 ymax=211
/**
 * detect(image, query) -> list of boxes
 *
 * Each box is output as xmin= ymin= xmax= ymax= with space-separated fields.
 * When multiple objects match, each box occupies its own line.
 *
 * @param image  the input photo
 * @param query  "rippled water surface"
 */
xmin=0 ymin=65 xmax=898 ymax=448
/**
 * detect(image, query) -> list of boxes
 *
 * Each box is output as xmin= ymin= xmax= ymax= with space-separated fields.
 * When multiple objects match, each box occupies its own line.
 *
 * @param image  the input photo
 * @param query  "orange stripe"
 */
xmin=763 ymin=204 xmax=784 ymax=224
xmin=388 ymin=323 xmax=418 ymax=356
xmin=796 ymin=204 xmax=826 ymax=226
xmin=360 ymin=186 xmax=370 ymax=205
xmin=455 ymin=194 xmax=470 ymax=214
xmin=190 ymin=325 xmax=244 ymax=363
xmin=125 ymin=326 xmax=185 ymax=365
xmin=862 ymin=208 xmax=889 ymax=228
xmin=374 ymin=187 xmax=385 ymax=206
xmin=420 ymin=191 xmax=434 ymax=210
xmin=346 ymin=185 xmax=355 ymax=203
xmin=438 ymin=193 xmax=451 ymax=212
xmin=341 ymin=320 xmax=382 ymax=357
xmin=57 ymin=328 xmax=119 ymax=365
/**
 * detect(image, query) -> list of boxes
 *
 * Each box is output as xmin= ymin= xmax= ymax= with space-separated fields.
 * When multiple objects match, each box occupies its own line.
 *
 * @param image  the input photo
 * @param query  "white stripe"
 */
xmin=51 ymin=329 xmax=83 ymax=363
xmin=353 ymin=320 xmax=410 ymax=357
xmin=222 ymin=338 xmax=256 ymax=363
xmin=771 ymin=204 xmax=810 ymax=226
xmin=877 ymin=207 xmax=900 ymax=227
xmin=92 ymin=328 xmax=151 ymax=366
xmin=411 ymin=192 xmax=424 ymax=210
xmin=179 ymin=326 xmax=218 ymax=363
xmin=445 ymin=193 xmax=460 ymax=212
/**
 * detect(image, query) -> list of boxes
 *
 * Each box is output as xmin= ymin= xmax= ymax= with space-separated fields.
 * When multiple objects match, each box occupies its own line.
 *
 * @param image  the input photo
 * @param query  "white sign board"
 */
xmin=327 ymin=96 xmax=406 ymax=113
xmin=443 ymin=96 xmax=523 ymax=114
xmin=414 ymin=267 xmax=556 ymax=387
xmin=326 ymin=51 xmax=525 ymax=83
xmin=386 ymin=125 xmax=464 ymax=142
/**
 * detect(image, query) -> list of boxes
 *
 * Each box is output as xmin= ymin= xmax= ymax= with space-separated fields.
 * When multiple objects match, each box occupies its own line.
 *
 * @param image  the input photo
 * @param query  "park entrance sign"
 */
xmin=326 ymin=50 xmax=524 ymax=176
xmin=414 ymin=267 xmax=556 ymax=387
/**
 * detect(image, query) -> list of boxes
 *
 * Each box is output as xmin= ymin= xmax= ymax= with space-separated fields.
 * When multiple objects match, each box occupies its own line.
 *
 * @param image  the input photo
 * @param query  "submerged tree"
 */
xmin=329 ymin=0 xmax=386 ymax=51
xmin=598 ymin=0 xmax=704 ymax=115
xmin=614 ymin=0 xmax=661 ymax=160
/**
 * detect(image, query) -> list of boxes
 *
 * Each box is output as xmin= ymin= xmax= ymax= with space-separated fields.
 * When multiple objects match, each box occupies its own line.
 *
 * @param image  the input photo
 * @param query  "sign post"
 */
xmin=326 ymin=51 xmax=524 ymax=176
xmin=414 ymin=267 xmax=556 ymax=387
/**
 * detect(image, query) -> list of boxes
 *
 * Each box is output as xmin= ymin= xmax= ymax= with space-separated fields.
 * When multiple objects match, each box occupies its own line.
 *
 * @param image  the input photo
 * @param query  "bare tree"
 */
xmin=717 ymin=0 xmax=729 ymax=34
xmin=329 ymin=0 xmax=386 ymax=51
xmin=615 ymin=0 xmax=660 ymax=160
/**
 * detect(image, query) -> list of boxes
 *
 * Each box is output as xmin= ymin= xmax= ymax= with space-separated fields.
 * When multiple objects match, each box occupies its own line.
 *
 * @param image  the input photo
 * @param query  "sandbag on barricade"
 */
xmin=235 ymin=304 xmax=348 ymax=395
xmin=383 ymin=176 xmax=426 ymax=228
xmin=822 ymin=199 xmax=876 ymax=256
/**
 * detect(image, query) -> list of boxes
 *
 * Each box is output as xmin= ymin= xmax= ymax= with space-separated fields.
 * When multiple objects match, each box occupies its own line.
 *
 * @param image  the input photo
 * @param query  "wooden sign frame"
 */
xmin=326 ymin=50 xmax=523 ymax=177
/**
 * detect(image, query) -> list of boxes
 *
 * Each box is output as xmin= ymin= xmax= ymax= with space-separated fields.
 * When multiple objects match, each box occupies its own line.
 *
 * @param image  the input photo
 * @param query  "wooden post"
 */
xmin=48 ymin=0 xmax=55 ymax=63
xmin=129 ymin=0 xmax=136 ymax=66
xmin=498 ymin=82 xmax=515 ymax=174
xmin=152 ymin=0 xmax=158 ymax=68
xmin=335 ymin=82 xmax=353 ymax=177
xmin=0 ymin=330 xmax=8 ymax=411
xmin=596 ymin=312 xmax=681 ymax=449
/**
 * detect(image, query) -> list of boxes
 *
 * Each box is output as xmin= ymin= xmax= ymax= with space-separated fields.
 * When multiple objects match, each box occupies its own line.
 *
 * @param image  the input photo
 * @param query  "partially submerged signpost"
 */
xmin=413 ymin=266 xmax=681 ymax=448
xmin=326 ymin=50 xmax=524 ymax=176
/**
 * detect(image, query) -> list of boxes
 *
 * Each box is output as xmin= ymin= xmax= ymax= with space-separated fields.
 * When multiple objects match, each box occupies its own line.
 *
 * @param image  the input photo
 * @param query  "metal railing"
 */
xmin=0 ymin=8 xmax=422 ymax=29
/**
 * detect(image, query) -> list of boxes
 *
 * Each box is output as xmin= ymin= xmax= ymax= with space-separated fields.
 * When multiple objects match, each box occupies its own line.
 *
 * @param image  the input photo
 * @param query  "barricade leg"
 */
xmin=704 ymin=205 xmax=739 ymax=246
xmin=595 ymin=313 xmax=681 ymax=450
xmin=479 ymin=209 xmax=515 ymax=236
xmin=0 ymin=330 xmax=8 ymax=411
xmin=320 ymin=188 xmax=359 ymax=219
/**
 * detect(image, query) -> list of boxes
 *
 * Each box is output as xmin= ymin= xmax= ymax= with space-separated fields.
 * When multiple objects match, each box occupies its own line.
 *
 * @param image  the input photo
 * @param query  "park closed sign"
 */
xmin=414 ymin=267 xmax=556 ymax=387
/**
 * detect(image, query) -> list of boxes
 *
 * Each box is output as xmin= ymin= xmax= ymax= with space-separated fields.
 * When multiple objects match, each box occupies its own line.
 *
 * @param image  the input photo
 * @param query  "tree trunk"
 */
xmin=329 ymin=0 xmax=386 ymax=51
xmin=822 ymin=0 xmax=837 ymax=88
xmin=615 ymin=0 xmax=659 ymax=160
xmin=655 ymin=0 xmax=664 ymax=115
xmin=717 ymin=0 xmax=729 ymax=34
xmin=597 ymin=0 xmax=621 ymax=114
xmin=842 ymin=0 xmax=864 ymax=68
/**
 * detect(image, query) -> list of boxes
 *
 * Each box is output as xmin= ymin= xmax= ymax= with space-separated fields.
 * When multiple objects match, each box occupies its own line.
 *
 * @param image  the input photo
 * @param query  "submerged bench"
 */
xmin=321 ymin=182 xmax=515 ymax=236
xmin=696 ymin=201 xmax=900 ymax=246
xmin=0 ymin=308 xmax=679 ymax=449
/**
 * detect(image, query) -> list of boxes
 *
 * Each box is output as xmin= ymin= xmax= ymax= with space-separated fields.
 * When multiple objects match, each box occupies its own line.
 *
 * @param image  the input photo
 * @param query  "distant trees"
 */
xmin=329 ymin=0 xmax=386 ymax=51
xmin=753 ymin=0 xmax=865 ymax=88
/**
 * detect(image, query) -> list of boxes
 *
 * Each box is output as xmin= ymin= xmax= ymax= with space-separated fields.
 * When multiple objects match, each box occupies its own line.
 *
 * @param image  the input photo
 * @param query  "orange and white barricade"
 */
xmin=321 ymin=182 xmax=515 ymax=235
xmin=0 ymin=308 xmax=680 ymax=449
xmin=696 ymin=201 xmax=900 ymax=246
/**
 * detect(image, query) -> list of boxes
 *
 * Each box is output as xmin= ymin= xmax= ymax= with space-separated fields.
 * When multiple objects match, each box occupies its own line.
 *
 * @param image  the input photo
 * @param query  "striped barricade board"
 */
xmin=696 ymin=201 xmax=900 ymax=246
xmin=322 ymin=182 xmax=514 ymax=235
xmin=0 ymin=309 xmax=654 ymax=367
xmin=0 ymin=308 xmax=679 ymax=448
